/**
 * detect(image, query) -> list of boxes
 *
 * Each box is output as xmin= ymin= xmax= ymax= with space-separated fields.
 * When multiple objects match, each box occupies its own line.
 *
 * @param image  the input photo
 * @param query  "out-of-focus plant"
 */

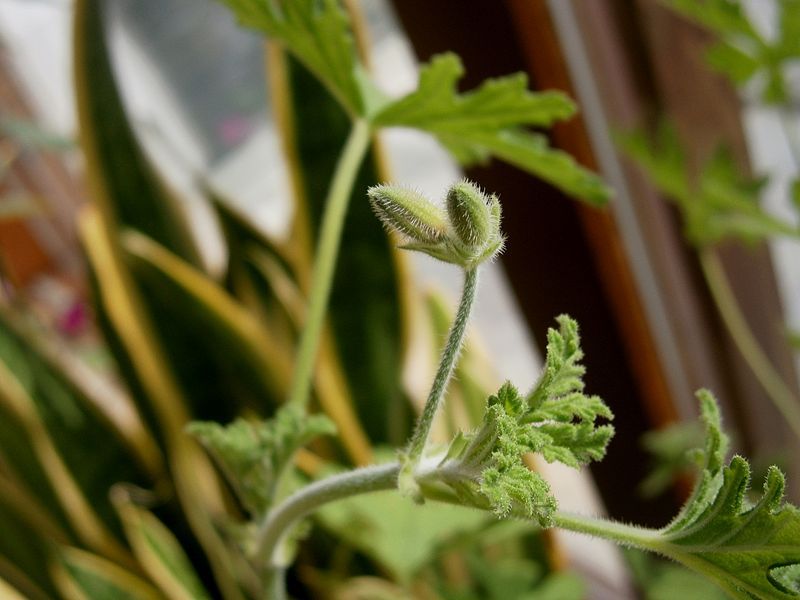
xmin=621 ymin=0 xmax=800 ymax=443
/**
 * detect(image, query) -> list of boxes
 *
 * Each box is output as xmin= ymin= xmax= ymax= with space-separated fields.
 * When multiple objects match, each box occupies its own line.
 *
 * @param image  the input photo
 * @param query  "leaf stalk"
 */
xmin=286 ymin=119 xmax=372 ymax=410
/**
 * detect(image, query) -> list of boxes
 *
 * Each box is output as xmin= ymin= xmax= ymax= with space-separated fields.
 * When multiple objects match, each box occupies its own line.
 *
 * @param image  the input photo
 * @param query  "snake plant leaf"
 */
xmin=219 ymin=0 xmax=375 ymax=117
xmin=0 ymin=323 xmax=148 ymax=562
xmin=53 ymin=547 xmax=161 ymax=600
xmin=655 ymin=390 xmax=800 ymax=599
xmin=0 ymin=493 xmax=60 ymax=599
xmin=275 ymin=52 xmax=410 ymax=446
xmin=0 ymin=577 xmax=39 ymax=600
xmin=79 ymin=208 xmax=244 ymax=600
xmin=373 ymin=53 xmax=611 ymax=205
xmin=113 ymin=493 xmax=211 ymax=600
xmin=121 ymin=229 xmax=291 ymax=418
xmin=73 ymin=0 xmax=201 ymax=266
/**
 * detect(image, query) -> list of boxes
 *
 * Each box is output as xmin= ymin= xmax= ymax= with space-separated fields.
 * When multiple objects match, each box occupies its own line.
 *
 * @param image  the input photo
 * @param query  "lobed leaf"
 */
xmin=219 ymin=0 xmax=371 ymax=116
xmin=655 ymin=390 xmax=800 ymax=599
xmin=189 ymin=406 xmax=335 ymax=516
xmin=373 ymin=54 xmax=611 ymax=205
xmin=434 ymin=316 xmax=613 ymax=526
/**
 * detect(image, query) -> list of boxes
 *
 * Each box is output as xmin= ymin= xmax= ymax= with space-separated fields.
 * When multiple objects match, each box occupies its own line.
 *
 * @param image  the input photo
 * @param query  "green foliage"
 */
xmin=316 ymin=485 xmax=489 ymax=584
xmin=625 ymin=549 xmax=729 ymax=600
xmin=189 ymin=407 xmax=335 ymax=516
xmin=619 ymin=121 xmax=800 ymax=245
xmin=219 ymin=0 xmax=374 ymax=116
xmin=439 ymin=554 xmax=585 ymax=600
xmin=664 ymin=0 xmax=800 ymax=104
xmin=639 ymin=420 xmax=705 ymax=498
xmin=373 ymin=53 xmax=611 ymax=205
xmin=221 ymin=1 xmax=610 ymax=205
xmin=655 ymin=390 xmax=800 ymax=599
xmin=433 ymin=316 xmax=613 ymax=526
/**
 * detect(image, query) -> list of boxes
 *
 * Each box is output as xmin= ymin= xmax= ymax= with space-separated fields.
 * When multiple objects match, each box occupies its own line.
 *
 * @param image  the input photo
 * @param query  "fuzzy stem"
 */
xmin=552 ymin=511 xmax=662 ymax=553
xmin=405 ymin=268 xmax=479 ymax=466
xmin=287 ymin=119 xmax=372 ymax=410
xmin=256 ymin=462 xmax=400 ymax=571
xmin=699 ymin=248 xmax=800 ymax=439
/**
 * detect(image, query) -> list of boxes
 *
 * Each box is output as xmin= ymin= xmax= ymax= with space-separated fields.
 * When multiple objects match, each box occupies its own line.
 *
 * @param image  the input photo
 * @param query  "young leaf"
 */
xmin=219 ymin=0 xmax=371 ymax=116
xmin=188 ymin=406 xmax=335 ymax=516
xmin=654 ymin=390 xmax=800 ymax=599
xmin=373 ymin=54 xmax=611 ymax=205
xmin=429 ymin=316 xmax=613 ymax=527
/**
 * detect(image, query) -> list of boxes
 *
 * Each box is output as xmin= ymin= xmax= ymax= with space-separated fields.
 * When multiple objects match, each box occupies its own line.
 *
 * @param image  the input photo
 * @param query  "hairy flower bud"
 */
xmin=446 ymin=180 xmax=492 ymax=250
xmin=367 ymin=185 xmax=447 ymax=244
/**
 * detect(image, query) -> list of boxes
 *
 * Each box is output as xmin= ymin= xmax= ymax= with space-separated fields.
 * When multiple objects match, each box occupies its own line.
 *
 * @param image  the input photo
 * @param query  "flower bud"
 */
xmin=368 ymin=185 xmax=447 ymax=244
xmin=446 ymin=180 xmax=495 ymax=252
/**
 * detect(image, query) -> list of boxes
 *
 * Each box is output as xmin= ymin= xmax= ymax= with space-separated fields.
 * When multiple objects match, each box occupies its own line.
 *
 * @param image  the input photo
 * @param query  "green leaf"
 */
xmin=654 ymin=390 xmax=800 ymax=599
xmin=619 ymin=122 xmax=799 ymax=246
xmin=625 ymin=549 xmax=729 ymax=600
xmin=114 ymin=492 xmax=211 ymax=600
xmin=0 ymin=317 xmax=149 ymax=559
xmin=373 ymin=54 xmax=611 ymax=205
xmin=54 ymin=547 xmax=161 ymax=600
xmin=705 ymin=41 xmax=760 ymax=84
xmin=316 ymin=483 xmax=489 ymax=583
xmin=188 ymin=406 xmax=335 ymax=516
xmin=74 ymin=0 xmax=201 ymax=266
xmin=219 ymin=0 xmax=370 ymax=116
xmin=434 ymin=316 xmax=613 ymax=526
xmin=121 ymin=230 xmax=291 ymax=419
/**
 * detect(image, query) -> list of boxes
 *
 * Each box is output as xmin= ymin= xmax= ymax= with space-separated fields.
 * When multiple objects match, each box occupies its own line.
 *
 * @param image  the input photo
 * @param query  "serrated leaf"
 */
xmin=189 ymin=406 xmax=335 ymax=516
xmin=434 ymin=316 xmax=613 ymax=526
xmin=373 ymin=54 xmax=611 ymax=205
xmin=220 ymin=0 xmax=369 ymax=115
xmin=653 ymin=390 xmax=800 ymax=599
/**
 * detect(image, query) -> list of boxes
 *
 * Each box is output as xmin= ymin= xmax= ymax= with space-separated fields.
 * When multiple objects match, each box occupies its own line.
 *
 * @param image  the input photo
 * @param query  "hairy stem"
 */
xmin=699 ymin=248 xmax=800 ymax=439
xmin=256 ymin=462 xmax=400 ymax=571
xmin=287 ymin=119 xmax=372 ymax=410
xmin=552 ymin=511 xmax=662 ymax=553
xmin=406 ymin=268 xmax=479 ymax=466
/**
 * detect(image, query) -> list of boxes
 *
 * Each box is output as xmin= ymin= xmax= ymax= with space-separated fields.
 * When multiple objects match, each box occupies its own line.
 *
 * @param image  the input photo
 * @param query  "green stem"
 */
xmin=699 ymin=248 xmax=800 ymax=439
xmin=552 ymin=511 xmax=662 ymax=553
xmin=406 ymin=268 xmax=479 ymax=465
xmin=256 ymin=462 xmax=400 ymax=571
xmin=287 ymin=119 xmax=371 ymax=409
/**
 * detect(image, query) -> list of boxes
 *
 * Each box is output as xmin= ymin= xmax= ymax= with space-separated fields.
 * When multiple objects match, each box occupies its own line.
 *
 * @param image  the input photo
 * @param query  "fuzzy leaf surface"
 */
xmin=656 ymin=390 xmax=800 ymax=599
xmin=373 ymin=54 xmax=611 ymax=205
xmin=189 ymin=406 xmax=335 ymax=516
xmin=434 ymin=316 xmax=613 ymax=526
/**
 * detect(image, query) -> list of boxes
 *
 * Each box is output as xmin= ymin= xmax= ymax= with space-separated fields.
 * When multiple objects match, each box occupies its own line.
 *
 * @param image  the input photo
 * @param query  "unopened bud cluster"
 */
xmin=368 ymin=180 xmax=504 ymax=268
